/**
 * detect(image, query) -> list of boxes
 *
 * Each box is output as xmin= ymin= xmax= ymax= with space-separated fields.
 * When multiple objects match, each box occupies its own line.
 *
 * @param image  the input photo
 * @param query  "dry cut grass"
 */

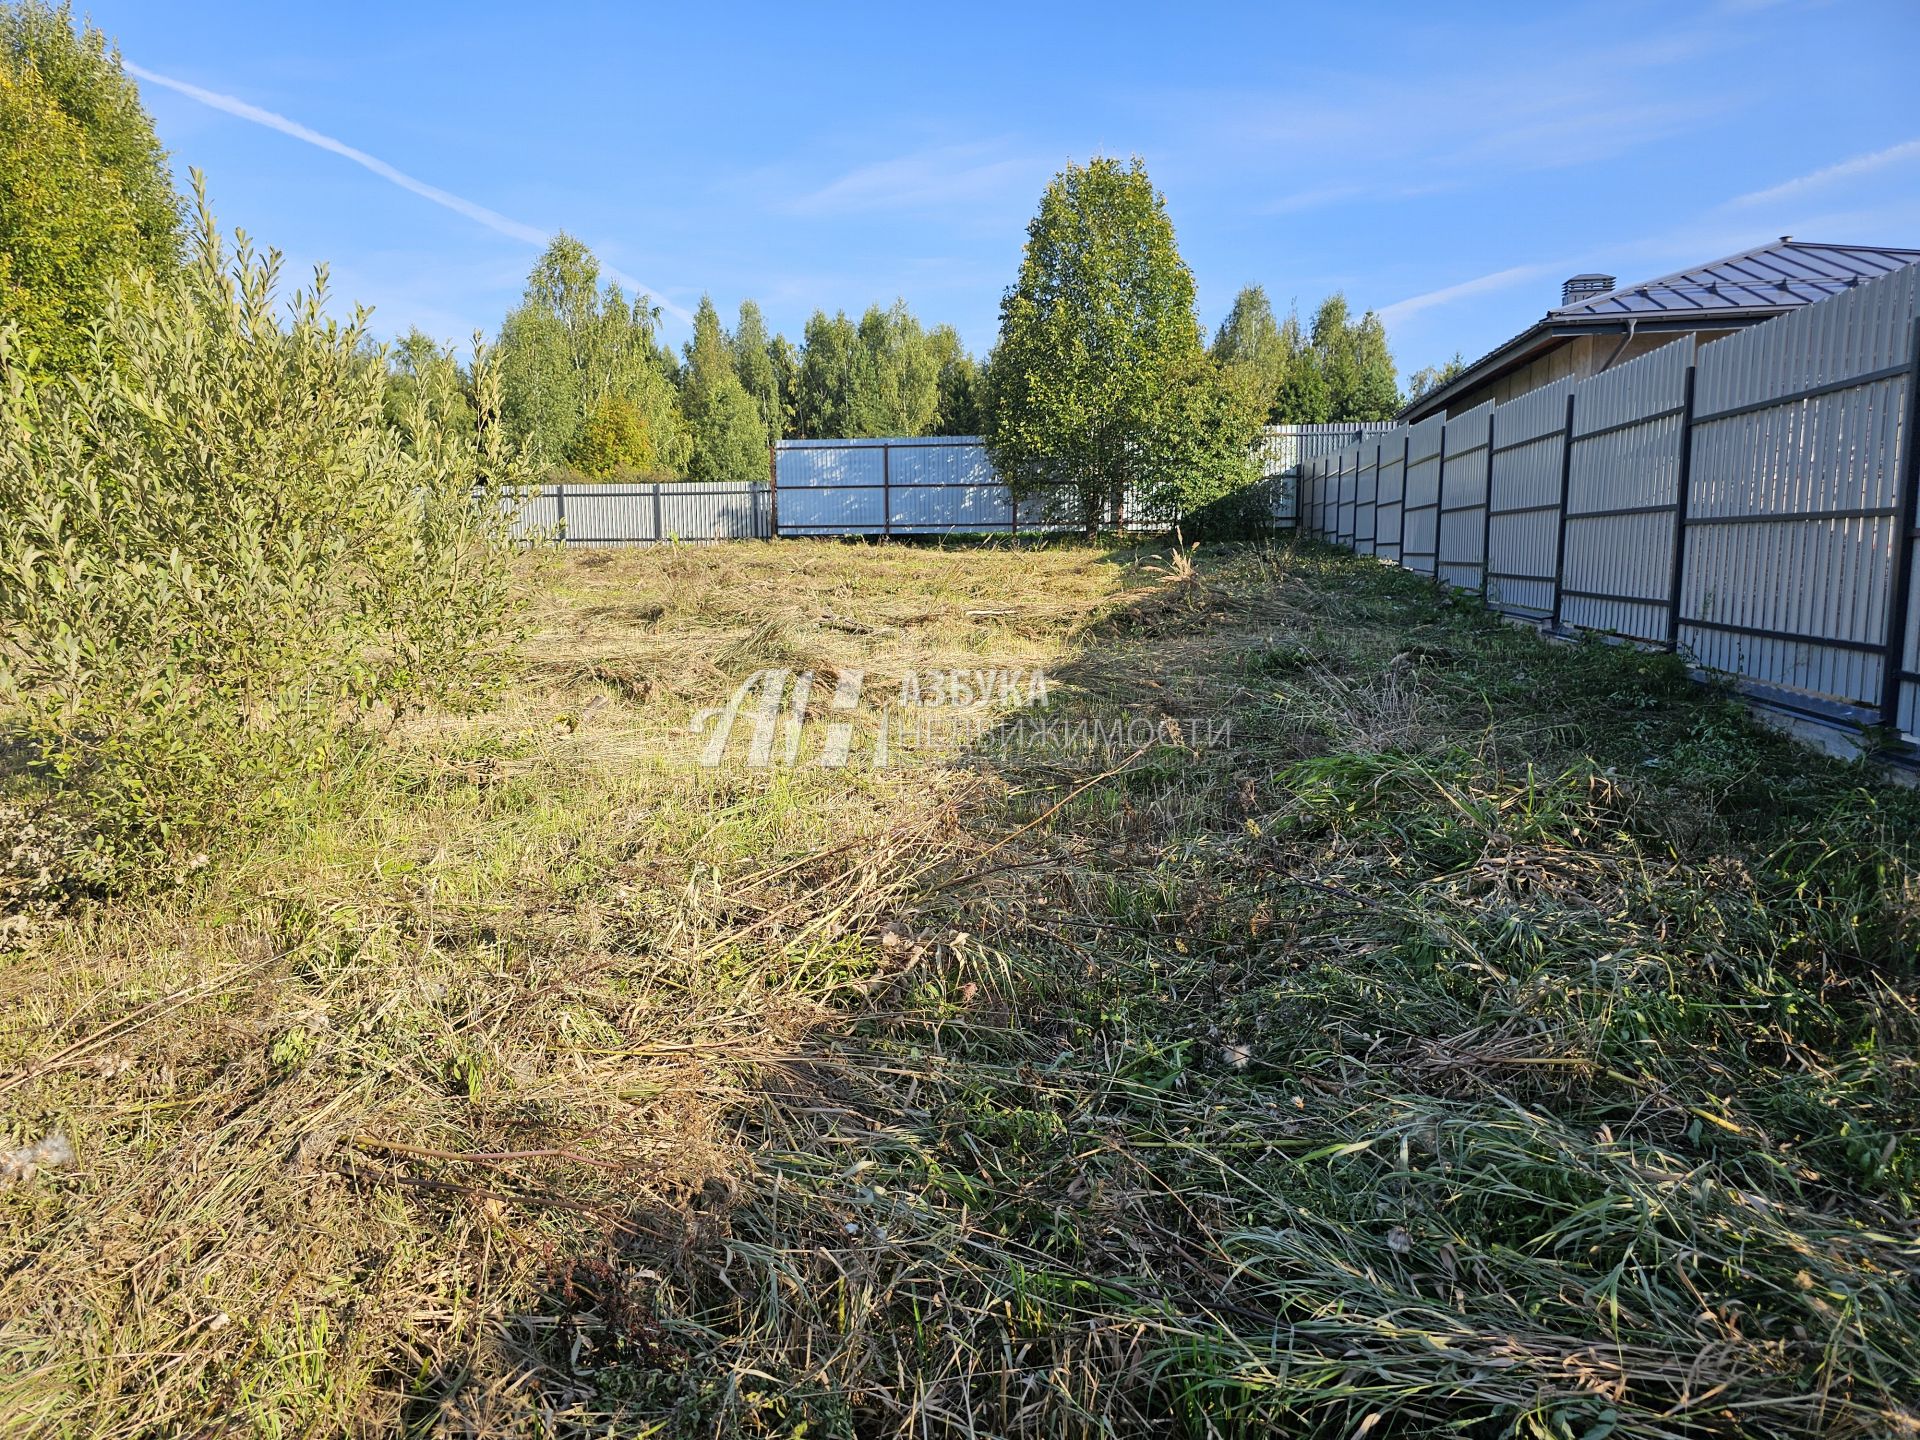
xmin=2 ymin=536 xmax=1918 ymax=1439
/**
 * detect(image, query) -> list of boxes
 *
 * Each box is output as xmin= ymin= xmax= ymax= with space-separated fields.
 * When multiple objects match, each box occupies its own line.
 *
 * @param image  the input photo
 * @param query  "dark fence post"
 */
xmin=1549 ymin=392 xmax=1576 ymax=629
xmin=1665 ymin=365 xmax=1700 ymax=650
xmin=1433 ymin=423 xmax=1449 ymax=584
xmin=768 ymin=444 xmax=780 ymax=539
xmin=1369 ymin=441 xmax=1382 ymax=553
xmin=555 ymin=481 xmax=567 ymax=545
xmin=1879 ymin=316 xmax=1920 ymax=729
xmin=1481 ymin=409 xmax=1497 ymax=600
xmin=651 ymin=481 xmax=665 ymax=545
xmin=882 ymin=443 xmax=892 ymax=538
xmin=1401 ymin=434 xmax=1411 ymax=559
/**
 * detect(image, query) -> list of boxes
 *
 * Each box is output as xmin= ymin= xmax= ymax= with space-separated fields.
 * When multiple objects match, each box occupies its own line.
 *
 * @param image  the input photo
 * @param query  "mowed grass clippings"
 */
xmin=2 ymin=537 xmax=1918 ymax=1439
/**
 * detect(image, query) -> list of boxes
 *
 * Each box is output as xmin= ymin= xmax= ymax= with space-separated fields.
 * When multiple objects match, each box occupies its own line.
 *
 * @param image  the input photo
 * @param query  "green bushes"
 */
xmin=0 ymin=185 xmax=529 ymax=878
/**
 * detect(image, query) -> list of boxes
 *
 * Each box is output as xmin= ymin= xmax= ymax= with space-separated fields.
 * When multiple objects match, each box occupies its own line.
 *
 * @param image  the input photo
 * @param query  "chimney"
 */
xmin=1561 ymin=273 xmax=1615 ymax=307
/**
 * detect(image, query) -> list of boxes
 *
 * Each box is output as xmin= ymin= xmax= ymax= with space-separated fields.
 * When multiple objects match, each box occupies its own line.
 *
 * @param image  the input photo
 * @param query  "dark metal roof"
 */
xmin=1398 ymin=238 xmax=1920 ymax=422
xmin=1547 ymin=238 xmax=1920 ymax=318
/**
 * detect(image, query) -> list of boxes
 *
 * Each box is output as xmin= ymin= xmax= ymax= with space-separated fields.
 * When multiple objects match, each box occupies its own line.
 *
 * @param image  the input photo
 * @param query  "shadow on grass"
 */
xmin=512 ymin=540 xmax=1920 ymax=1437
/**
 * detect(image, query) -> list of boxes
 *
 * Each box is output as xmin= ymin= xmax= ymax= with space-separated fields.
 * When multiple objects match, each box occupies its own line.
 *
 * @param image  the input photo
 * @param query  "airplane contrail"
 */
xmin=1726 ymin=137 xmax=1920 ymax=209
xmin=126 ymin=61 xmax=692 ymax=325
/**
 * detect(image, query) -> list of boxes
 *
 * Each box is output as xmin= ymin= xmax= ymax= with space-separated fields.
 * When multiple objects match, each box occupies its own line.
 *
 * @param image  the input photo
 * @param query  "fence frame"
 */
xmin=1296 ymin=263 xmax=1920 ymax=746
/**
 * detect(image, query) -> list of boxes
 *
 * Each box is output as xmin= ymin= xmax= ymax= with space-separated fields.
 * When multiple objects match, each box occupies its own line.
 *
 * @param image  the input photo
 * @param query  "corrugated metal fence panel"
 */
xmin=657 ymin=485 xmax=770 ymax=543
xmin=1401 ymin=414 xmax=1447 ymax=576
xmin=883 ymin=441 xmax=1012 ymax=532
xmin=774 ymin=438 xmax=1285 ymax=536
xmin=1486 ymin=379 xmax=1572 ymax=619
xmin=1437 ymin=403 xmax=1492 ymax=588
xmin=506 ymin=488 xmax=561 ymax=540
xmin=1290 ymin=264 xmax=1920 ymax=738
xmin=1560 ymin=339 xmax=1694 ymax=640
xmin=1344 ymin=445 xmax=1359 ymax=545
xmin=775 ymin=440 xmax=890 ymax=533
xmin=508 ymin=482 xmax=769 ymax=546
xmin=1374 ymin=430 xmax=1409 ymax=564
xmin=1685 ymin=265 xmax=1920 ymax=712
xmin=1355 ymin=443 xmax=1380 ymax=554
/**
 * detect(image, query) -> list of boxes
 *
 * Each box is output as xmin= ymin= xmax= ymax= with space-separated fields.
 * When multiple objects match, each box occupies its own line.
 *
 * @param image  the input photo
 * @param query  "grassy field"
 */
xmin=3 ymin=538 xmax=1918 ymax=1438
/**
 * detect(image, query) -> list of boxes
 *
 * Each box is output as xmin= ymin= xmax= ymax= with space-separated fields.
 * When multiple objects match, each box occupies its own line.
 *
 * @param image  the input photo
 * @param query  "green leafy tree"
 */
xmin=853 ymin=301 xmax=942 ymax=435
xmin=681 ymin=295 xmax=767 ymax=484
xmin=795 ymin=309 xmax=863 ymax=439
xmin=568 ymin=392 xmax=651 ymax=477
xmin=1309 ymin=293 xmax=1402 ymax=421
xmin=983 ymin=156 xmax=1209 ymax=534
xmin=731 ymin=299 xmax=782 ymax=447
xmin=768 ymin=332 xmax=801 ymax=439
xmin=1407 ymin=351 xmax=1467 ymax=405
xmin=0 ymin=1 xmax=179 ymax=375
xmin=790 ymin=302 xmax=973 ymax=439
xmin=1211 ymin=285 xmax=1284 ymax=373
xmin=1212 ymin=283 xmax=1302 ymax=425
xmin=1272 ymin=346 xmax=1332 ymax=424
xmin=934 ymin=346 xmax=983 ymax=435
xmin=494 ymin=235 xmax=689 ymax=476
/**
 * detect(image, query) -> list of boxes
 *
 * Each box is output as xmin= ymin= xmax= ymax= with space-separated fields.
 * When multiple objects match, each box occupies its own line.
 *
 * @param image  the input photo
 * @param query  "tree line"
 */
xmin=3 ymin=0 xmax=1414 ymax=506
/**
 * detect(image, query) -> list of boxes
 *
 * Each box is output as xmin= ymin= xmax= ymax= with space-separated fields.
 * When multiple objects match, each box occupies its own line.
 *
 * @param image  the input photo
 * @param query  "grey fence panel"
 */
xmin=1486 ymin=379 xmax=1573 ymax=619
xmin=1374 ymin=431 xmax=1408 ymax=564
xmin=506 ymin=482 xmax=769 ymax=546
xmin=1333 ymin=449 xmax=1354 ymax=546
xmin=507 ymin=488 xmax=562 ymax=539
xmin=1401 ymin=414 xmax=1446 ymax=575
xmin=1279 ymin=259 xmax=1920 ymax=742
xmin=1354 ymin=443 xmax=1380 ymax=554
xmin=1560 ymin=339 xmax=1694 ymax=640
xmin=1684 ymin=265 xmax=1920 ymax=717
xmin=1437 ymin=403 xmax=1493 ymax=589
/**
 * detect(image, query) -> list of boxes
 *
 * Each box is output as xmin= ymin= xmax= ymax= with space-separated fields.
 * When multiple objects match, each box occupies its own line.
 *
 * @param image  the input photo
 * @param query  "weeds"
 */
xmin=1 ymin=539 xmax=1916 ymax=1437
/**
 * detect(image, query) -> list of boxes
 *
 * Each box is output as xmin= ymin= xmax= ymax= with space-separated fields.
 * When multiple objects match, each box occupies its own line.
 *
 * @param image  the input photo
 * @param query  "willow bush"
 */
xmin=0 ymin=182 xmax=529 ymax=879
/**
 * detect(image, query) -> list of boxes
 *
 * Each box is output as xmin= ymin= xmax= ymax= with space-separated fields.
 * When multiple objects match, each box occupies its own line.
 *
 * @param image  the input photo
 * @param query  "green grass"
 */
xmin=2 ymin=537 xmax=1917 ymax=1438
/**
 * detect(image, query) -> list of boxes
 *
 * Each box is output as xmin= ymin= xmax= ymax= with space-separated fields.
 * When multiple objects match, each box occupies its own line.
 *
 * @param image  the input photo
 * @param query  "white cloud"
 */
xmin=786 ymin=143 xmax=1035 ymax=217
xmin=126 ymin=62 xmax=692 ymax=324
xmin=1727 ymin=138 xmax=1920 ymax=208
xmin=1378 ymin=262 xmax=1564 ymax=326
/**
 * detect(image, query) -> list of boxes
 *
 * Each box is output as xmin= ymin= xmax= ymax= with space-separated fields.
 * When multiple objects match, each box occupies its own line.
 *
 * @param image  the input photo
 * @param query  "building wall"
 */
xmin=1437 ymin=329 xmax=1736 ymax=418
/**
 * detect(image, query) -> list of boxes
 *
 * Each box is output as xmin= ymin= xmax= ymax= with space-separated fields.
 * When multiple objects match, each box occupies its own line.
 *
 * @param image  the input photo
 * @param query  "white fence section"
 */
xmin=774 ymin=438 xmax=1034 ymax=535
xmin=1299 ymin=260 xmax=1920 ymax=741
xmin=509 ymin=481 xmax=771 ymax=545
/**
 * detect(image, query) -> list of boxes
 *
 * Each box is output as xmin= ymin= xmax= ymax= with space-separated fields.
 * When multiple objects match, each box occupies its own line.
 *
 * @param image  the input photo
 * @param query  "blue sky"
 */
xmin=101 ymin=0 xmax=1920 ymax=380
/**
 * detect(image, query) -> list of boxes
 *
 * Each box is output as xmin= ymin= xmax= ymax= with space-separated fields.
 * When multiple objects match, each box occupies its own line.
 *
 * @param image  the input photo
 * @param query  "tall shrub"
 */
xmin=0 ymin=184 xmax=529 ymax=873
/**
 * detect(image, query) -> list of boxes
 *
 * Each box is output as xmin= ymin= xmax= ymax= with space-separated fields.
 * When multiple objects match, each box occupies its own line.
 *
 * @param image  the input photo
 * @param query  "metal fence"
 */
xmin=501 ymin=427 xmax=1377 ymax=547
xmin=1299 ymin=260 xmax=1920 ymax=741
xmin=507 ymin=480 xmax=771 ymax=545
xmin=771 ymin=426 xmax=1380 ymax=537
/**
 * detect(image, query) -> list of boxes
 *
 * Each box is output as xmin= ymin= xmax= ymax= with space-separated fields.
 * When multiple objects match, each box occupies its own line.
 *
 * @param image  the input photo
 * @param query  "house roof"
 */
xmin=1398 ymin=238 xmax=1920 ymax=422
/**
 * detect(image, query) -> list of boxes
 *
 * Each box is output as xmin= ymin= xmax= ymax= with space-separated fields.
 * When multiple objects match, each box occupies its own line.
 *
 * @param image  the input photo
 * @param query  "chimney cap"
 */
xmin=1560 ymin=273 xmax=1617 ymax=307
